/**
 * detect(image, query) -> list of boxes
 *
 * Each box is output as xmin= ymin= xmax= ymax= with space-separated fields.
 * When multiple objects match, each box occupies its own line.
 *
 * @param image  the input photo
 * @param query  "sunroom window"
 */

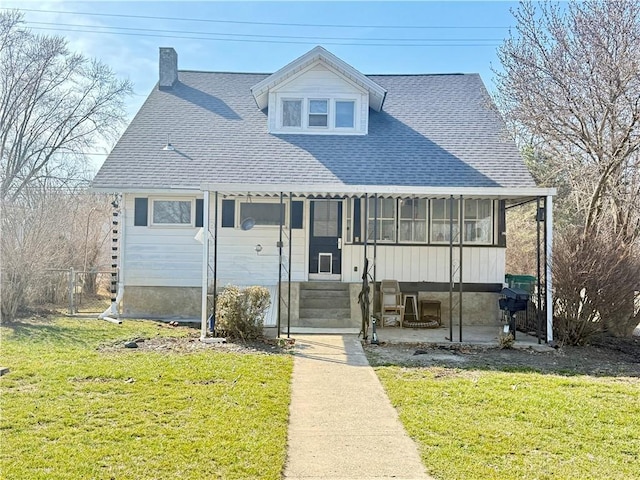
xmin=367 ymin=197 xmax=396 ymax=242
xmin=431 ymin=199 xmax=460 ymax=243
xmin=463 ymin=199 xmax=492 ymax=243
xmin=308 ymin=99 xmax=328 ymax=127
xmin=282 ymin=99 xmax=302 ymax=127
xmin=399 ymin=198 xmax=427 ymax=243
xmin=152 ymin=200 xmax=192 ymax=225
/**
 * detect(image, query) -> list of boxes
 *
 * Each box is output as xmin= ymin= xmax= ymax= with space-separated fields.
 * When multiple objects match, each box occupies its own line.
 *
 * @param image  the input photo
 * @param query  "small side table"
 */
xmin=419 ymin=300 xmax=442 ymax=326
xmin=403 ymin=294 xmax=418 ymax=326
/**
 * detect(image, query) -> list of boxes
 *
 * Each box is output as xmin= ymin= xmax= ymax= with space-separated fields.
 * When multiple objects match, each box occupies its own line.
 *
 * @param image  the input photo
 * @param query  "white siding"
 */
xmin=123 ymin=194 xmax=203 ymax=287
xmin=278 ymin=63 xmax=364 ymax=95
xmin=341 ymin=245 xmax=505 ymax=284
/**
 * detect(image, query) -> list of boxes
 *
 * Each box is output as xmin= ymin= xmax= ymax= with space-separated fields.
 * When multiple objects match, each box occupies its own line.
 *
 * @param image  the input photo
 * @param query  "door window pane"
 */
xmin=313 ymin=201 xmax=338 ymax=237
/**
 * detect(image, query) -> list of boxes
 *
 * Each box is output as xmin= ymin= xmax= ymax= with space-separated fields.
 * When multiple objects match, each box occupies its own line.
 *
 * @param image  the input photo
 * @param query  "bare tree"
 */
xmin=0 ymin=10 xmax=132 ymax=201
xmin=495 ymin=0 xmax=640 ymax=243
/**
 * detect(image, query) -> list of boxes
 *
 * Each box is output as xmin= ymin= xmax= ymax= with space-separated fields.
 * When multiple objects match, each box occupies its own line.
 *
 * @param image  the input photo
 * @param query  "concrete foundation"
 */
xmin=123 ymin=286 xmax=201 ymax=319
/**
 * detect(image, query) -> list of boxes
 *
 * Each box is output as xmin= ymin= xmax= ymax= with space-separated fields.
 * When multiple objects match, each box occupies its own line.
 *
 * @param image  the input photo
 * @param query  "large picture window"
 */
xmin=239 ymin=202 xmax=285 ymax=226
xmin=399 ymin=198 xmax=427 ymax=243
xmin=152 ymin=200 xmax=192 ymax=225
xmin=367 ymin=197 xmax=396 ymax=242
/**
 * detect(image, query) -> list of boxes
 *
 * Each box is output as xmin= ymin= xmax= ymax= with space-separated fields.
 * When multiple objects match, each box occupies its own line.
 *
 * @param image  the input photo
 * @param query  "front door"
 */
xmin=309 ymin=200 xmax=342 ymax=280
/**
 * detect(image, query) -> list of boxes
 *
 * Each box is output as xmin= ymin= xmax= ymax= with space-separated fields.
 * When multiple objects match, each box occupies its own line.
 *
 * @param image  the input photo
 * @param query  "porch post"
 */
xmin=536 ymin=196 xmax=542 ymax=344
xmin=448 ymin=195 xmax=454 ymax=342
xmin=200 ymin=190 xmax=210 ymax=339
xmin=211 ymin=191 xmax=219 ymax=333
xmin=459 ymin=195 xmax=463 ymax=342
xmin=373 ymin=194 xmax=378 ymax=308
xmin=288 ymin=192 xmax=293 ymax=338
xmin=277 ymin=191 xmax=284 ymax=338
xmin=545 ymin=195 xmax=554 ymax=343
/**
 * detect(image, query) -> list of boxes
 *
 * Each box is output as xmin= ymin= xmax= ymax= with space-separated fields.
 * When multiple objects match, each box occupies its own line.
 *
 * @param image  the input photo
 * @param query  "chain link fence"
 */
xmin=37 ymin=268 xmax=112 ymax=315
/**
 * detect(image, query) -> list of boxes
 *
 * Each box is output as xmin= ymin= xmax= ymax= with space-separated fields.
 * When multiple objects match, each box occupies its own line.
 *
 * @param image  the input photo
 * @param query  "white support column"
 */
xmin=200 ymin=190 xmax=210 ymax=339
xmin=545 ymin=194 xmax=553 ymax=343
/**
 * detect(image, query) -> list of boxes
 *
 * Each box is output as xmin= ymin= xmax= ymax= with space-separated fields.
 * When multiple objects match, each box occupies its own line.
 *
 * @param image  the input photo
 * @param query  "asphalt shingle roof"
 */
xmin=92 ymin=70 xmax=536 ymax=190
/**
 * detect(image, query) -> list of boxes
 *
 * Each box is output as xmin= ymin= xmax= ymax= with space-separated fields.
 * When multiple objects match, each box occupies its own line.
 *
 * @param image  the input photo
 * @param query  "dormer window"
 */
xmin=282 ymin=100 xmax=302 ymax=127
xmin=309 ymin=100 xmax=328 ymax=127
xmin=335 ymin=101 xmax=355 ymax=128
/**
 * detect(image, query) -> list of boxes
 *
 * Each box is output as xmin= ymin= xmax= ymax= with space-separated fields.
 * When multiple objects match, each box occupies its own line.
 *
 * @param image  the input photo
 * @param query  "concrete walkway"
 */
xmin=283 ymin=335 xmax=434 ymax=480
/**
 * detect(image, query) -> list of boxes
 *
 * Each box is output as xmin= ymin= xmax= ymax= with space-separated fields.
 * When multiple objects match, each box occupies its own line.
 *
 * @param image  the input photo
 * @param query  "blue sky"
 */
xmin=3 ymin=1 xmax=521 ymax=168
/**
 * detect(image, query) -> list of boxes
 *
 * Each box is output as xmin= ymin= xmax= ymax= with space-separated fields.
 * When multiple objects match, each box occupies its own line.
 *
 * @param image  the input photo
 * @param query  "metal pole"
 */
xmin=68 ymin=267 xmax=75 ymax=315
xmin=288 ymin=193 xmax=293 ymax=338
xmin=373 ymin=194 xmax=378 ymax=314
xmin=536 ymin=196 xmax=542 ymax=344
xmin=212 ymin=191 xmax=219 ymax=333
xmin=277 ymin=192 xmax=284 ymax=338
xmin=459 ymin=195 xmax=463 ymax=343
xmin=200 ymin=191 xmax=210 ymax=339
xmin=545 ymin=195 xmax=554 ymax=343
xmin=449 ymin=196 xmax=454 ymax=342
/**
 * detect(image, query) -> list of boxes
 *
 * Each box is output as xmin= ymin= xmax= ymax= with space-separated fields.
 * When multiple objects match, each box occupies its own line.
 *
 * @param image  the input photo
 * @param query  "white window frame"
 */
xmin=399 ymin=197 xmax=428 ymax=244
xmin=308 ymin=98 xmax=329 ymax=128
xmin=367 ymin=197 xmax=396 ymax=243
xmin=150 ymin=198 xmax=194 ymax=227
xmin=430 ymin=198 xmax=494 ymax=245
xmin=237 ymin=201 xmax=288 ymax=228
xmin=273 ymin=93 xmax=361 ymax=134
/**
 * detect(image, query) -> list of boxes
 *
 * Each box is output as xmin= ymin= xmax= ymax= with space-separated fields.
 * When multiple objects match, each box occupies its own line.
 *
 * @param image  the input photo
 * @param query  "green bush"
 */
xmin=216 ymin=285 xmax=271 ymax=340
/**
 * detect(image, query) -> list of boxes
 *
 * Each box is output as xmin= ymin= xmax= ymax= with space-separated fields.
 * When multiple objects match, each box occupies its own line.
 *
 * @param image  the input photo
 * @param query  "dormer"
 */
xmin=251 ymin=46 xmax=387 ymax=135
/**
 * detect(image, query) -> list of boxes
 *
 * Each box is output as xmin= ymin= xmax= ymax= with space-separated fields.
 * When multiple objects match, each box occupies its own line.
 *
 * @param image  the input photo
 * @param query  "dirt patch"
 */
xmin=99 ymin=329 xmax=295 ymax=355
xmin=363 ymin=336 xmax=640 ymax=377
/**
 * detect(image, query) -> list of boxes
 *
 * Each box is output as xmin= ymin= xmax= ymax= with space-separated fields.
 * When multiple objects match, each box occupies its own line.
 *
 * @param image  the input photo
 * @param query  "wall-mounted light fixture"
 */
xmin=254 ymin=244 xmax=263 ymax=254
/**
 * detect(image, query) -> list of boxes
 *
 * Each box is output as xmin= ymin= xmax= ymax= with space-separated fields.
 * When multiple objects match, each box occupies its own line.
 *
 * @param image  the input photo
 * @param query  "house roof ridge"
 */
xmin=178 ymin=69 xmax=477 ymax=77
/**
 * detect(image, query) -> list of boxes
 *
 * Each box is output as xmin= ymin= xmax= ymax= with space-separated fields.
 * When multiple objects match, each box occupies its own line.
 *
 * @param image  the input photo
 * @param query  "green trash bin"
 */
xmin=505 ymin=274 xmax=536 ymax=294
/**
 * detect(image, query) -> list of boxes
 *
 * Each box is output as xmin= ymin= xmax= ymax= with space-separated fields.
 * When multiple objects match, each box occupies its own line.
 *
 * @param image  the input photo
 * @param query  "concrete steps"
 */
xmin=298 ymin=282 xmax=351 ymax=327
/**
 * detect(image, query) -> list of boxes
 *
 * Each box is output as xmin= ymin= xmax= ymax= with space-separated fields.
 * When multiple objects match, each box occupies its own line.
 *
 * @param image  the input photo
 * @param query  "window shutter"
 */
xmin=291 ymin=201 xmax=304 ymax=229
xmin=353 ymin=199 xmax=361 ymax=241
xmin=195 ymin=199 xmax=203 ymax=227
xmin=134 ymin=198 xmax=148 ymax=226
xmin=497 ymin=200 xmax=506 ymax=247
xmin=221 ymin=199 xmax=235 ymax=228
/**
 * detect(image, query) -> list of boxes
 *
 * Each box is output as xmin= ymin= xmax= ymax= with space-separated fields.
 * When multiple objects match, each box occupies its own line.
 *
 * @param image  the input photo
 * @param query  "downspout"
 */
xmin=100 ymin=195 xmax=123 ymax=324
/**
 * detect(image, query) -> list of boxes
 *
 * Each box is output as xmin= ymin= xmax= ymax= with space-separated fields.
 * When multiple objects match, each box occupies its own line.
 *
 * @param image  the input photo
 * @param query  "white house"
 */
xmin=92 ymin=46 xmax=555 ymax=341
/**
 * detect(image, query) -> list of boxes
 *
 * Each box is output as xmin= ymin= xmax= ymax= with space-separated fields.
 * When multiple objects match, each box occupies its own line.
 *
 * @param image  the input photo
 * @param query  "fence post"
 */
xmin=68 ymin=267 xmax=75 ymax=315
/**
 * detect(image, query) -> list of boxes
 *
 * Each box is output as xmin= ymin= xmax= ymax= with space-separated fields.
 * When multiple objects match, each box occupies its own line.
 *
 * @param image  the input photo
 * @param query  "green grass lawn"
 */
xmin=377 ymin=366 xmax=640 ymax=480
xmin=0 ymin=317 xmax=293 ymax=480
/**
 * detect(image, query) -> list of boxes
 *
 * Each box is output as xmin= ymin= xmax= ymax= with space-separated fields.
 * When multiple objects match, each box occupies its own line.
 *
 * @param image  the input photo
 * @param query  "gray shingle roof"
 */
xmin=92 ymin=70 xmax=536 ymax=191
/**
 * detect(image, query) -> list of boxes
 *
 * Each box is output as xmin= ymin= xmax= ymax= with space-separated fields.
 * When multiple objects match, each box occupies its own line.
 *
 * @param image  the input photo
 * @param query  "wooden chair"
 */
xmin=380 ymin=280 xmax=404 ymax=327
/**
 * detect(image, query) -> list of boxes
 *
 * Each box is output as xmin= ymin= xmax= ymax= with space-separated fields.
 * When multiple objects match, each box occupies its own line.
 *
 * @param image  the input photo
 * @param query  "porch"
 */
xmin=279 ymin=324 xmax=550 ymax=349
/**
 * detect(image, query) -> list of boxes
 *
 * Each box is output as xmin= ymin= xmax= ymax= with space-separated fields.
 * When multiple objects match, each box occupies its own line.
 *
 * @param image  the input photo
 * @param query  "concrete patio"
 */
xmin=283 ymin=324 xmax=551 ymax=350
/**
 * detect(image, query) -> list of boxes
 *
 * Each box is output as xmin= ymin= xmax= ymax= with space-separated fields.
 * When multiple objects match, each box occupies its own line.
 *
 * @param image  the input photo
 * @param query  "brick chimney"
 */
xmin=159 ymin=47 xmax=178 ymax=89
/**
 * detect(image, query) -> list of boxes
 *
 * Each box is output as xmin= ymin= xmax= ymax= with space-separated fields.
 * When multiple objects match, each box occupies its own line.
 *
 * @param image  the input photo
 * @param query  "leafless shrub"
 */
xmin=215 ymin=286 xmax=271 ymax=340
xmin=553 ymin=229 xmax=639 ymax=345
